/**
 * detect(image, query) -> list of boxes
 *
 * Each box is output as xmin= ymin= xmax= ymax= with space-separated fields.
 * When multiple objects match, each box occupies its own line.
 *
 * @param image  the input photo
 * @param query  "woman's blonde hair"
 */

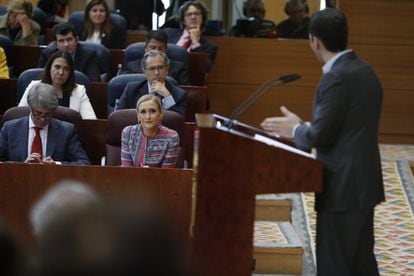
xmin=136 ymin=94 xmax=162 ymax=113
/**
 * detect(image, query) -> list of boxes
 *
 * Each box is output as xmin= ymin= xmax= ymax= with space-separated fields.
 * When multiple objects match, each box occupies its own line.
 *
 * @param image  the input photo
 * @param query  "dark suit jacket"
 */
xmin=38 ymin=43 xmax=101 ymax=82
xmin=163 ymin=27 xmax=217 ymax=72
xmin=79 ymin=24 xmax=126 ymax=49
xmin=124 ymin=58 xmax=190 ymax=85
xmin=0 ymin=117 xmax=90 ymax=165
xmin=294 ymin=51 xmax=384 ymax=212
xmin=117 ymin=79 xmax=187 ymax=118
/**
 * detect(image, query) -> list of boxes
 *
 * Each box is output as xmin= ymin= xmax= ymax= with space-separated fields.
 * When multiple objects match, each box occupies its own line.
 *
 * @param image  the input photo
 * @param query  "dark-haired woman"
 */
xmin=81 ymin=0 xmax=124 ymax=49
xmin=19 ymin=50 xmax=97 ymax=119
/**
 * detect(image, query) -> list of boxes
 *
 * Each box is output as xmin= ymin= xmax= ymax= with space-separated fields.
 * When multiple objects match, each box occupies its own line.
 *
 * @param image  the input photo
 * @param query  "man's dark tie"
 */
xmin=31 ymin=127 xmax=42 ymax=159
xmin=182 ymin=37 xmax=191 ymax=49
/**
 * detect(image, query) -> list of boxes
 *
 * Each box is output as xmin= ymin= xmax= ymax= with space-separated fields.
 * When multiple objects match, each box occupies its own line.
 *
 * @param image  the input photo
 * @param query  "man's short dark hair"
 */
xmin=52 ymin=22 xmax=78 ymax=41
xmin=145 ymin=30 xmax=168 ymax=46
xmin=309 ymin=8 xmax=347 ymax=52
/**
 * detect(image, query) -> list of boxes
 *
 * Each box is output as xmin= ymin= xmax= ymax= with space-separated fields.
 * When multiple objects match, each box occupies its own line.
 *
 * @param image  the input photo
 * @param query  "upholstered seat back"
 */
xmin=68 ymin=11 xmax=127 ymax=48
xmin=124 ymin=42 xmax=188 ymax=68
xmin=0 ymin=35 xmax=14 ymax=72
xmin=16 ymin=68 xmax=90 ymax=104
xmin=1 ymin=106 xmax=81 ymax=128
xmin=107 ymin=74 xmax=145 ymax=114
xmin=105 ymin=109 xmax=185 ymax=167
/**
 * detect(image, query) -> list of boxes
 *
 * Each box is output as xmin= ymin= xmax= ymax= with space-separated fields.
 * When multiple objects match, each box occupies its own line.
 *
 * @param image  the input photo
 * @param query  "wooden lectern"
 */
xmin=191 ymin=114 xmax=323 ymax=275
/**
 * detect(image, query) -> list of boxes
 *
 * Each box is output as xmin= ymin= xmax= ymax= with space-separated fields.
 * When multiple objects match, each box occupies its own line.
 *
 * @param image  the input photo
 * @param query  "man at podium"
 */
xmin=261 ymin=8 xmax=384 ymax=275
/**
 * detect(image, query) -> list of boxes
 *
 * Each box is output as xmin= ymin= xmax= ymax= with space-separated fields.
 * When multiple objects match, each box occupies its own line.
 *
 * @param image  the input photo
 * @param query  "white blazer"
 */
xmin=18 ymin=80 xmax=97 ymax=119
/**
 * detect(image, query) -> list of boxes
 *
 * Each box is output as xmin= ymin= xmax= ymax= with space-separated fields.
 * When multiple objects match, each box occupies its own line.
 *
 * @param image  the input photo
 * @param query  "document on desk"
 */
xmin=254 ymin=134 xmax=315 ymax=159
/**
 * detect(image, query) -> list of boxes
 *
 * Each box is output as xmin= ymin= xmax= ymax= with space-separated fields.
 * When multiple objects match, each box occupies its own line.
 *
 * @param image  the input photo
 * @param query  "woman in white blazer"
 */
xmin=19 ymin=50 xmax=97 ymax=119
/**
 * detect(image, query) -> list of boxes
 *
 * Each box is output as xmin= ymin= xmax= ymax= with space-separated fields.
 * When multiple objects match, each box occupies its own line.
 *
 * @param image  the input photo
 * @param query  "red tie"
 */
xmin=182 ymin=38 xmax=191 ymax=49
xmin=31 ymin=127 xmax=43 ymax=159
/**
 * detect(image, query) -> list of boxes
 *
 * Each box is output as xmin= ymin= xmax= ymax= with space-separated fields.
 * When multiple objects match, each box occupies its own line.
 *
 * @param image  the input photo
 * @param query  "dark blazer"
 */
xmin=38 ymin=43 xmax=101 ymax=82
xmin=163 ymin=27 xmax=217 ymax=72
xmin=294 ymin=51 xmax=384 ymax=212
xmin=79 ymin=24 xmax=125 ymax=49
xmin=124 ymin=58 xmax=190 ymax=85
xmin=117 ymin=79 xmax=187 ymax=118
xmin=0 ymin=117 xmax=90 ymax=165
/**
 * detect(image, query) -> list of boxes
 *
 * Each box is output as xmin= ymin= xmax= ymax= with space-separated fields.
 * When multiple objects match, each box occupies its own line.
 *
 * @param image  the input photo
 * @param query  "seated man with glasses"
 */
xmin=117 ymin=50 xmax=187 ymax=119
xmin=0 ymin=0 xmax=40 ymax=45
xmin=123 ymin=30 xmax=190 ymax=85
xmin=163 ymin=1 xmax=217 ymax=72
xmin=0 ymin=82 xmax=90 ymax=165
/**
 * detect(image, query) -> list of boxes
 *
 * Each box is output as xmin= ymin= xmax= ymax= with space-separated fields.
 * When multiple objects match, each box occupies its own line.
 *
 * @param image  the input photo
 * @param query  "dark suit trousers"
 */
xmin=316 ymin=208 xmax=379 ymax=276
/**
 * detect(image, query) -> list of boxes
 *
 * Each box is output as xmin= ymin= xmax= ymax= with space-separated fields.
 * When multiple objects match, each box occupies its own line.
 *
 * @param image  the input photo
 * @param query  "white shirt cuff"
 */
xmin=162 ymin=95 xmax=175 ymax=109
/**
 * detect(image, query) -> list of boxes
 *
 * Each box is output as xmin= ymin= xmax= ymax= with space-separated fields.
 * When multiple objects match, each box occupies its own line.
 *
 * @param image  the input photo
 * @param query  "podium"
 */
xmin=191 ymin=114 xmax=323 ymax=275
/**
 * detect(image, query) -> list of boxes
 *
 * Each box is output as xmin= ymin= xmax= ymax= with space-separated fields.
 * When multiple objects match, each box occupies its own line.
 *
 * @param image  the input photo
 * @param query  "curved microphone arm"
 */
xmin=226 ymin=74 xmax=301 ymax=129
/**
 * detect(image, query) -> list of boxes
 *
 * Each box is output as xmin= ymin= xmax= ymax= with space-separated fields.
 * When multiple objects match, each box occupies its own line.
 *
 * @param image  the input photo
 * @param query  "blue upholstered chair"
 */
xmin=79 ymin=42 xmax=111 ymax=81
xmin=0 ymin=35 xmax=14 ymax=70
xmin=68 ymin=11 xmax=127 ymax=49
xmin=16 ymin=68 xmax=90 ymax=104
xmin=123 ymin=42 xmax=188 ymax=68
xmin=107 ymin=73 xmax=179 ymax=115
xmin=107 ymin=74 xmax=145 ymax=114
xmin=43 ymin=41 xmax=110 ymax=82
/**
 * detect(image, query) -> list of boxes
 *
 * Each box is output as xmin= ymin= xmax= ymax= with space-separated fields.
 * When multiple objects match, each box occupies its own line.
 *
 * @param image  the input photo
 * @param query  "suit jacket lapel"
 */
xmin=16 ymin=118 xmax=30 ymax=161
xmin=46 ymin=120 xmax=59 ymax=157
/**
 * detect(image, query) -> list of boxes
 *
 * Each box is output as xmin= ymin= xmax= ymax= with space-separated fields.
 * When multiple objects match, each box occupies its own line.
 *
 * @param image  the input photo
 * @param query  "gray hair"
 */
xmin=27 ymin=82 xmax=59 ymax=110
xmin=30 ymin=179 xmax=99 ymax=236
xmin=140 ymin=50 xmax=170 ymax=70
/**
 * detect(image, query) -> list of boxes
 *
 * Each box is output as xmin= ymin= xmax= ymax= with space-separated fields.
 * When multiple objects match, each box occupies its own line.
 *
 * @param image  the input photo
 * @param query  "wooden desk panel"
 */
xmin=206 ymin=36 xmax=414 ymax=143
xmin=88 ymin=82 xmax=108 ymax=119
xmin=0 ymin=164 xmax=193 ymax=243
xmin=78 ymin=119 xmax=107 ymax=165
xmin=109 ymin=49 xmax=125 ymax=79
xmin=342 ymin=0 xmax=414 ymax=47
xmin=207 ymin=37 xmax=321 ymax=86
xmin=0 ymin=78 xmax=17 ymax=114
xmin=13 ymin=45 xmax=44 ymax=77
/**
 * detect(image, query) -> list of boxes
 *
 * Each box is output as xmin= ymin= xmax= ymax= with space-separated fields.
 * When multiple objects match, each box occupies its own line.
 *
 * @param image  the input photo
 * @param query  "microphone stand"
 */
xmin=225 ymin=74 xmax=301 ymax=130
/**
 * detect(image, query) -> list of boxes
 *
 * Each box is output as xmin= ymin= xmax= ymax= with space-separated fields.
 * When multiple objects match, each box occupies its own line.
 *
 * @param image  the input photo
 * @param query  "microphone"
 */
xmin=225 ymin=74 xmax=301 ymax=129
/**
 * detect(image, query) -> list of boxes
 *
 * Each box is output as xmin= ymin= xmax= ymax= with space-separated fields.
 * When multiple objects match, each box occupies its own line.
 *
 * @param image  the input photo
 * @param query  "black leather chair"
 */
xmin=104 ymin=109 xmax=185 ymax=167
xmin=16 ymin=68 xmax=90 ymax=104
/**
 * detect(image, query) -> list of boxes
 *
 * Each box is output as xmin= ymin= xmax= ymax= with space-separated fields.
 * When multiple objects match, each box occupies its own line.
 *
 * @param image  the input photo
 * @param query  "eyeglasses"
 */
xmin=31 ymin=109 xmax=55 ymax=119
xmin=185 ymin=12 xmax=201 ymax=17
xmin=144 ymin=65 xmax=167 ymax=72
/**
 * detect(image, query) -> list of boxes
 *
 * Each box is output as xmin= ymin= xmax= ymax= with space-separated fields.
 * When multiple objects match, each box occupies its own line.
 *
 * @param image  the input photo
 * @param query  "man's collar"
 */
xmin=322 ymin=49 xmax=353 ymax=74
